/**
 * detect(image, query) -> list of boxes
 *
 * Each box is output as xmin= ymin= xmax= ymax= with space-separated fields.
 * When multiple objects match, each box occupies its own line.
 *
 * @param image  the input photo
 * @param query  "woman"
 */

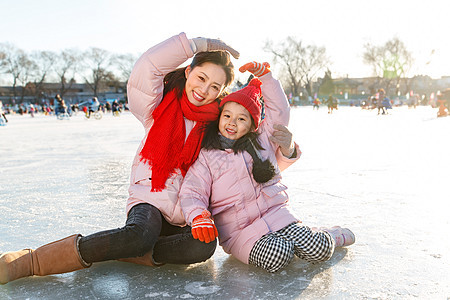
xmin=0 ymin=33 xmax=294 ymax=284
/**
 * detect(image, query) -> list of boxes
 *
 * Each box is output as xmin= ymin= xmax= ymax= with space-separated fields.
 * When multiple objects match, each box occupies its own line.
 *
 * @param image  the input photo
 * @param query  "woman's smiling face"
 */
xmin=218 ymin=101 xmax=253 ymax=140
xmin=184 ymin=62 xmax=227 ymax=107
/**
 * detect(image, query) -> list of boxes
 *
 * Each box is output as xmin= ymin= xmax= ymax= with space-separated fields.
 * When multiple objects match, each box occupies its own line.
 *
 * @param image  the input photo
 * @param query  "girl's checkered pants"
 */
xmin=248 ymin=222 xmax=335 ymax=272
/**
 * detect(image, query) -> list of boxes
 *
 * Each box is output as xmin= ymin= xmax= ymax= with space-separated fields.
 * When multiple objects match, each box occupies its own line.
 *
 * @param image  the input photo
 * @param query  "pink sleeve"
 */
xmin=257 ymin=73 xmax=300 ymax=170
xmin=179 ymin=151 xmax=212 ymax=225
xmin=127 ymin=32 xmax=194 ymax=129
xmin=276 ymin=143 xmax=301 ymax=171
xmin=258 ymin=72 xmax=291 ymax=136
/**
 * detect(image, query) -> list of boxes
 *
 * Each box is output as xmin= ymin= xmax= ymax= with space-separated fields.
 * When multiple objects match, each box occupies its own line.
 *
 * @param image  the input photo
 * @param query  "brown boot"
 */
xmin=0 ymin=234 xmax=91 ymax=284
xmin=117 ymin=251 xmax=163 ymax=267
xmin=0 ymin=249 xmax=33 ymax=284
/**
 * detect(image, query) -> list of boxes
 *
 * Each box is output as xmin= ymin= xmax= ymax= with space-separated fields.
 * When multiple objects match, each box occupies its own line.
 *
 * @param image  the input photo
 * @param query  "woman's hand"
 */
xmin=192 ymin=38 xmax=240 ymax=59
xmin=239 ymin=61 xmax=271 ymax=77
xmin=269 ymin=124 xmax=295 ymax=158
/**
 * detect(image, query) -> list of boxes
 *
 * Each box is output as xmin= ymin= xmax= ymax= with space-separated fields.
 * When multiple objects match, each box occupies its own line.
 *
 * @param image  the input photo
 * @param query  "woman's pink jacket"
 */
xmin=180 ymin=72 xmax=301 ymax=264
xmin=126 ymin=32 xmax=195 ymax=225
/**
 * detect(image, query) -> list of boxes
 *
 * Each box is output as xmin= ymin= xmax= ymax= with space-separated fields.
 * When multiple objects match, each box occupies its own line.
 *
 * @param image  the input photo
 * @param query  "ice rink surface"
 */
xmin=0 ymin=106 xmax=449 ymax=299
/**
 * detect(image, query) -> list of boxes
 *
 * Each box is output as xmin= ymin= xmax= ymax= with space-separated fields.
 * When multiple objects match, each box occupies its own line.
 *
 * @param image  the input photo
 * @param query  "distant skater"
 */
xmin=0 ymin=101 xmax=8 ymax=123
xmin=326 ymin=95 xmax=334 ymax=114
xmin=377 ymin=89 xmax=388 ymax=115
xmin=54 ymin=94 xmax=68 ymax=116
xmin=313 ymin=98 xmax=321 ymax=110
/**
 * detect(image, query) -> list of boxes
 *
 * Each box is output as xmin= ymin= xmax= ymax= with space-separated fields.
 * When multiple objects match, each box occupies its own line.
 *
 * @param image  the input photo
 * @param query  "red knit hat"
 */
xmin=220 ymin=78 xmax=262 ymax=129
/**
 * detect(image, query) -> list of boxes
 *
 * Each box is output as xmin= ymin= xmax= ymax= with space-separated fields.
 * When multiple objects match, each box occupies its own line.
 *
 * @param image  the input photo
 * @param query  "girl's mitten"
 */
xmin=239 ymin=61 xmax=271 ymax=77
xmin=191 ymin=210 xmax=218 ymax=243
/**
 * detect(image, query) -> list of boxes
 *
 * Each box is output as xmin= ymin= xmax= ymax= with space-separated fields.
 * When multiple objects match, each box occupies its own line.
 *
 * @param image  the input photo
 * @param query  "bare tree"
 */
xmin=112 ymin=53 xmax=137 ymax=83
xmin=82 ymin=47 xmax=115 ymax=97
xmin=264 ymin=37 xmax=330 ymax=98
xmin=0 ymin=43 xmax=34 ymax=102
xmin=363 ymin=37 xmax=413 ymax=94
xmin=110 ymin=53 xmax=137 ymax=99
xmin=29 ymin=50 xmax=56 ymax=101
xmin=53 ymin=48 xmax=80 ymax=98
xmin=18 ymin=58 xmax=37 ymax=102
xmin=0 ymin=48 xmax=5 ymax=71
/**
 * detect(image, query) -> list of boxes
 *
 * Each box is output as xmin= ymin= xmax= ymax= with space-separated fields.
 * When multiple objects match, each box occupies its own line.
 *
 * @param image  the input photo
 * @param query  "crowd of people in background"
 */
xmin=1 ymin=88 xmax=449 ymax=121
xmin=0 ymin=95 xmax=128 ymax=119
xmin=226 ymin=87 xmax=445 ymax=117
xmin=306 ymin=88 xmax=449 ymax=116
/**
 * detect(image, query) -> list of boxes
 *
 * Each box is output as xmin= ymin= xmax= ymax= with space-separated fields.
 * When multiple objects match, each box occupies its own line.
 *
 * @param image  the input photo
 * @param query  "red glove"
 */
xmin=191 ymin=210 xmax=218 ymax=243
xmin=239 ymin=61 xmax=271 ymax=77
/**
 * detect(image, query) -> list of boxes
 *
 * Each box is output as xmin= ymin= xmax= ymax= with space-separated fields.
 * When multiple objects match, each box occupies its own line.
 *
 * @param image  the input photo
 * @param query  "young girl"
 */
xmin=180 ymin=62 xmax=355 ymax=272
xmin=1 ymin=33 xmax=241 ymax=284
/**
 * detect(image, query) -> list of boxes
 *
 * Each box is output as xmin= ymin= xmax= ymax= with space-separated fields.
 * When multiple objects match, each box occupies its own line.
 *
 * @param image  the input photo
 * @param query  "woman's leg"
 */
xmin=78 ymin=203 xmax=162 ymax=263
xmin=1 ymin=203 xmax=164 ymax=284
xmin=79 ymin=203 xmax=216 ymax=265
xmin=152 ymin=218 xmax=217 ymax=264
xmin=1 ymin=234 xmax=89 ymax=284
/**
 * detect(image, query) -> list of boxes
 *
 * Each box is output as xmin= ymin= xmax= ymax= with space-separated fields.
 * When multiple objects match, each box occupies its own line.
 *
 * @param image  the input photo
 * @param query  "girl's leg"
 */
xmin=78 ymin=203 xmax=162 ymax=263
xmin=248 ymin=233 xmax=295 ymax=273
xmin=276 ymin=223 xmax=334 ymax=262
xmin=152 ymin=218 xmax=217 ymax=264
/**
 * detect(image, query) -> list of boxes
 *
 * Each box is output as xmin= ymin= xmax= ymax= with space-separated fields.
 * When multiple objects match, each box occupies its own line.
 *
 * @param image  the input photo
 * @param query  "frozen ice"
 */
xmin=0 ymin=106 xmax=449 ymax=299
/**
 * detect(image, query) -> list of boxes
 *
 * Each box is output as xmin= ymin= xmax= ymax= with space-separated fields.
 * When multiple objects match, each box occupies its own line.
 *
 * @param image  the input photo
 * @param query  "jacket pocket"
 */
xmin=261 ymin=182 xmax=287 ymax=198
xmin=133 ymin=162 xmax=153 ymax=185
xmin=214 ymin=203 xmax=247 ymax=239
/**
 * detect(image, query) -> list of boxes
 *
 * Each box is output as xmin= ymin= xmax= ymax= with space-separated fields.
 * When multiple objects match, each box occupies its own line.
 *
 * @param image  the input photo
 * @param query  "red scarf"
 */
xmin=140 ymin=89 xmax=219 ymax=192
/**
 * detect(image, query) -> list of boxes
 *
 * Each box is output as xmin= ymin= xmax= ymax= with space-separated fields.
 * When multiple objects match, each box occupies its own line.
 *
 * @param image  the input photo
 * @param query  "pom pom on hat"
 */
xmin=246 ymin=77 xmax=262 ymax=89
xmin=220 ymin=78 xmax=263 ymax=129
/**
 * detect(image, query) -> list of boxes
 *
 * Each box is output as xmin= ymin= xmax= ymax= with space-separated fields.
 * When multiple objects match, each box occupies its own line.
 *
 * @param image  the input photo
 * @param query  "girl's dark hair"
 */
xmin=163 ymin=51 xmax=235 ymax=99
xmin=201 ymin=114 xmax=276 ymax=183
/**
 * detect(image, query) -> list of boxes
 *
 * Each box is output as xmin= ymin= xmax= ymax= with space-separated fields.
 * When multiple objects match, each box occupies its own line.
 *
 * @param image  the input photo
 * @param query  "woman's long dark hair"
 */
xmin=201 ymin=116 xmax=276 ymax=183
xmin=163 ymin=51 xmax=235 ymax=99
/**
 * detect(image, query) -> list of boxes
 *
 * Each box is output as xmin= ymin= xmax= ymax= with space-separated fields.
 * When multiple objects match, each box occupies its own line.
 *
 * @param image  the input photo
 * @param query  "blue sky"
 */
xmin=1 ymin=0 xmax=449 ymax=83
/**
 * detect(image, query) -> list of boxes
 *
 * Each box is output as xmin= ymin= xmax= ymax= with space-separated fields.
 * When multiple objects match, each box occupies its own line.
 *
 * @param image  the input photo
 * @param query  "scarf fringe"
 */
xmin=139 ymin=89 xmax=219 ymax=191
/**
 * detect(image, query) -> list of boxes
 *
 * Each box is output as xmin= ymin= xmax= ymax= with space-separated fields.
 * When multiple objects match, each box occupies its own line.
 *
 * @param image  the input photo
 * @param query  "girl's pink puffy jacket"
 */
xmin=180 ymin=72 xmax=301 ymax=264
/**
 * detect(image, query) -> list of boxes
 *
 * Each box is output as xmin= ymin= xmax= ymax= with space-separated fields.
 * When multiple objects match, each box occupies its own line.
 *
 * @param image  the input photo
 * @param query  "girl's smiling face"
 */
xmin=219 ymin=101 xmax=253 ymax=140
xmin=184 ymin=62 xmax=227 ymax=107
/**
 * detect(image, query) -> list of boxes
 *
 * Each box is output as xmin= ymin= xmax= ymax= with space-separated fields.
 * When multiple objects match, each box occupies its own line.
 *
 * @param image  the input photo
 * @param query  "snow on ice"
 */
xmin=0 ymin=106 xmax=449 ymax=299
